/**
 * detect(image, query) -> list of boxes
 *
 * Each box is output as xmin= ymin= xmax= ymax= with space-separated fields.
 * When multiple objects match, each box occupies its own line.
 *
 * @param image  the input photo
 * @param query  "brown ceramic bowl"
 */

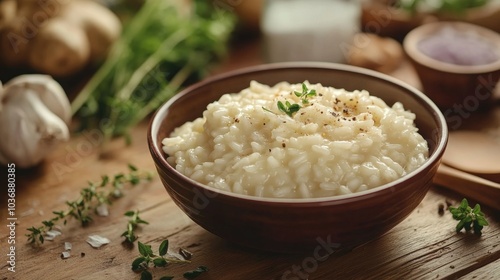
xmin=403 ymin=21 xmax=500 ymax=111
xmin=148 ymin=62 xmax=448 ymax=253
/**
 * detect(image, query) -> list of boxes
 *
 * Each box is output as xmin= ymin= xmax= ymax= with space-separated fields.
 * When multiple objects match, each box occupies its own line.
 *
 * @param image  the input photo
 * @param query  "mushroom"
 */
xmin=0 ymin=74 xmax=71 ymax=168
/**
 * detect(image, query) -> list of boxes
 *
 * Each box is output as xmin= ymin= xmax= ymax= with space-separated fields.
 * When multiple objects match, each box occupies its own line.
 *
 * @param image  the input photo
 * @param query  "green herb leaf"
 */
xmin=132 ymin=257 xmax=147 ymax=272
xmin=128 ymin=163 xmax=138 ymax=172
xmin=139 ymin=242 xmax=154 ymax=257
xmin=183 ymin=266 xmax=209 ymax=279
xmin=277 ymin=101 xmax=286 ymax=113
xmin=124 ymin=210 xmax=136 ymax=217
xmin=153 ymin=258 xmax=168 ymax=267
xmin=159 ymin=240 xmax=169 ymax=257
xmin=141 ymin=270 xmax=153 ymax=280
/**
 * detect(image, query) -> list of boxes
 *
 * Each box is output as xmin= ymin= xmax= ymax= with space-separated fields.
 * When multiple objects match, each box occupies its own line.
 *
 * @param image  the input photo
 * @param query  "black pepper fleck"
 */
xmin=438 ymin=203 xmax=445 ymax=216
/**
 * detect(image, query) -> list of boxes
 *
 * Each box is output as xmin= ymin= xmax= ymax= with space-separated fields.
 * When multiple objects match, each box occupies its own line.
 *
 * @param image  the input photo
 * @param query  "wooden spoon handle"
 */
xmin=434 ymin=164 xmax=500 ymax=211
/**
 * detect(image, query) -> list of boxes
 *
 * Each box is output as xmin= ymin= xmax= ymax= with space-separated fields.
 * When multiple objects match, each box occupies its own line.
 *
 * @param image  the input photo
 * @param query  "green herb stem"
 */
xmin=115 ymin=28 xmax=190 ymax=102
xmin=134 ymin=58 xmax=197 ymax=122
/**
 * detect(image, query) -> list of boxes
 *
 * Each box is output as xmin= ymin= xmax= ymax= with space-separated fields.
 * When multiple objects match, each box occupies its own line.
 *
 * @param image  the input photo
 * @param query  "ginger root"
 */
xmin=347 ymin=33 xmax=404 ymax=74
xmin=0 ymin=0 xmax=121 ymax=77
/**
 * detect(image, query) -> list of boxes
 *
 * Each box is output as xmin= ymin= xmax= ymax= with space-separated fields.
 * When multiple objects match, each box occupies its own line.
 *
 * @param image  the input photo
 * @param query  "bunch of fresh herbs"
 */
xmin=71 ymin=0 xmax=236 ymax=144
xmin=398 ymin=0 xmax=490 ymax=14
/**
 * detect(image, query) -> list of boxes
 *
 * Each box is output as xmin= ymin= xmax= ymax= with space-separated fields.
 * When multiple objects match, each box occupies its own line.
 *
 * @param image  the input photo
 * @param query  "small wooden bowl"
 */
xmin=403 ymin=21 xmax=500 ymax=111
xmin=148 ymin=62 xmax=448 ymax=253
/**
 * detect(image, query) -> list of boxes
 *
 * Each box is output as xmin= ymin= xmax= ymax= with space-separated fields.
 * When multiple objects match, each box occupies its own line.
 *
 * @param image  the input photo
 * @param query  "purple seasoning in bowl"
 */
xmin=418 ymin=26 xmax=499 ymax=66
xmin=403 ymin=21 xmax=500 ymax=111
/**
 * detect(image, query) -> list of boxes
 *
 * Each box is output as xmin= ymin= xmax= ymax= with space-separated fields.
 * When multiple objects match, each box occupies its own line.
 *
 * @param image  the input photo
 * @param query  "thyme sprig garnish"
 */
xmin=294 ymin=82 xmax=317 ymax=104
xmin=26 ymin=164 xmax=153 ymax=245
xmin=132 ymin=240 xmax=203 ymax=280
xmin=449 ymin=198 xmax=489 ymax=235
xmin=122 ymin=210 xmax=149 ymax=243
xmin=263 ymin=83 xmax=317 ymax=117
xmin=277 ymin=101 xmax=301 ymax=117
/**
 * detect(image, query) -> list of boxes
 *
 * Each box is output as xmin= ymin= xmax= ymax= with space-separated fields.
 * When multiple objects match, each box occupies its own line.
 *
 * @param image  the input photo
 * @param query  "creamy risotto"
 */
xmin=162 ymin=81 xmax=429 ymax=198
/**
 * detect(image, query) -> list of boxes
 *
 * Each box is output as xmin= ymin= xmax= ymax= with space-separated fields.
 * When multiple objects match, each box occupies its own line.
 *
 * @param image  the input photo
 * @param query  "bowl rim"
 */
xmin=148 ymin=62 xmax=448 ymax=204
xmin=403 ymin=21 xmax=500 ymax=74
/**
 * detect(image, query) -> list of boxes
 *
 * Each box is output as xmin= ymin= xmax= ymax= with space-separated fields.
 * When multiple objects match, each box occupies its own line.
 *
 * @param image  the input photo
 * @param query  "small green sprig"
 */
xmin=449 ymin=198 xmax=489 ymax=235
xmin=293 ymin=82 xmax=317 ymax=104
xmin=26 ymin=164 xmax=153 ymax=245
xmin=122 ymin=210 xmax=149 ymax=243
xmin=132 ymin=240 xmax=198 ymax=280
xmin=277 ymin=101 xmax=301 ymax=117
xmin=263 ymin=83 xmax=317 ymax=117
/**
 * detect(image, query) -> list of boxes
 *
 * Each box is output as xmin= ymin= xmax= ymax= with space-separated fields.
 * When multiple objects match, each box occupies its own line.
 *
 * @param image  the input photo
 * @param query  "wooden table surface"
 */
xmin=1 ymin=33 xmax=500 ymax=280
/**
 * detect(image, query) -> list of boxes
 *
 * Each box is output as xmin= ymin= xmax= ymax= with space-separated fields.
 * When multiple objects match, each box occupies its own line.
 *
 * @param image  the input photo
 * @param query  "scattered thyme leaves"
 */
xmin=183 ymin=266 xmax=209 ymax=279
xmin=263 ymin=83 xmax=316 ymax=117
xmin=449 ymin=198 xmax=489 ymax=235
xmin=122 ymin=210 xmax=149 ymax=243
xmin=26 ymin=164 xmax=153 ymax=245
xmin=132 ymin=240 xmax=193 ymax=280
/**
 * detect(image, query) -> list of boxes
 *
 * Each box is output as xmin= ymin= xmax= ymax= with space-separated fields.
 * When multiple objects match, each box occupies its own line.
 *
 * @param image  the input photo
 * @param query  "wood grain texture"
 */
xmin=1 ymin=33 xmax=500 ymax=280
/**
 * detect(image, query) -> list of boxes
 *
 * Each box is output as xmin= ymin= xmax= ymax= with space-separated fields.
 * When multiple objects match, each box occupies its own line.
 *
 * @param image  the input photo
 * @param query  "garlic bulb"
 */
xmin=0 ymin=75 xmax=71 ymax=168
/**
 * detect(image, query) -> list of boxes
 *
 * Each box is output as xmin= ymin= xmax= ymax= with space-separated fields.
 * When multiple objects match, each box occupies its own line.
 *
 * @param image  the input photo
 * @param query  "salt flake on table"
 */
xmin=64 ymin=242 xmax=72 ymax=251
xmin=44 ymin=230 xmax=62 ymax=241
xmin=86 ymin=235 xmax=110 ymax=248
xmin=61 ymin=251 xmax=71 ymax=259
xmin=96 ymin=203 xmax=109 ymax=217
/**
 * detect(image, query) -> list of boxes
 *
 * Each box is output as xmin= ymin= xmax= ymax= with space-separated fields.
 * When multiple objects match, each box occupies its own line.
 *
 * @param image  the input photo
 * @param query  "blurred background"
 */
xmin=2 ymin=0 xmax=500 ymax=80
xmin=0 ymin=0 xmax=499 ymax=129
